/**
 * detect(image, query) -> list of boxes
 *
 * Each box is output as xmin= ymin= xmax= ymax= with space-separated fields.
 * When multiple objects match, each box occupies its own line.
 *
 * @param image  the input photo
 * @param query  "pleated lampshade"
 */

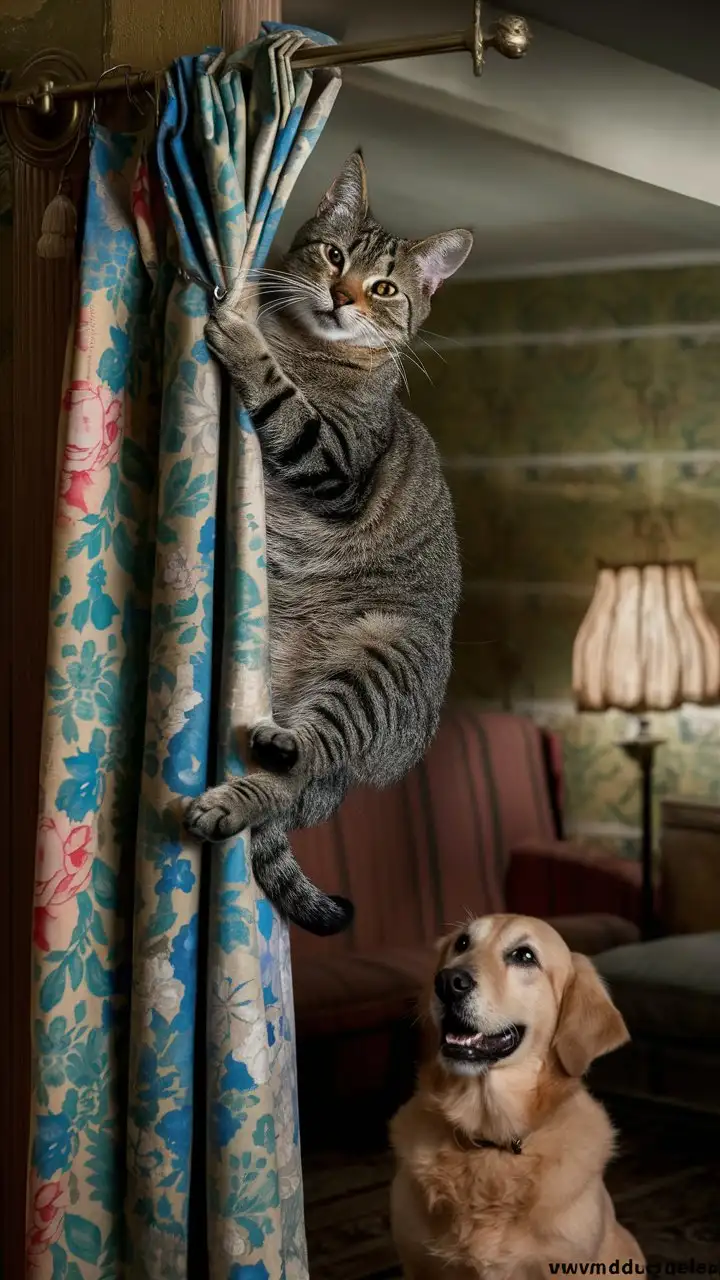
xmin=572 ymin=562 xmax=720 ymax=713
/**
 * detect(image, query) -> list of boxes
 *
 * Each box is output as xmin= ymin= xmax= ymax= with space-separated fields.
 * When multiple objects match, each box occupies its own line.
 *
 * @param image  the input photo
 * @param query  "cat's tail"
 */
xmin=252 ymin=824 xmax=354 ymax=936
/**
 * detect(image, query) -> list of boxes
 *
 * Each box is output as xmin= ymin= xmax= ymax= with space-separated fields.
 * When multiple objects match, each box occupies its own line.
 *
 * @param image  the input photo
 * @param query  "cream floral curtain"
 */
xmin=27 ymin=28 xmax=340 ymax=1280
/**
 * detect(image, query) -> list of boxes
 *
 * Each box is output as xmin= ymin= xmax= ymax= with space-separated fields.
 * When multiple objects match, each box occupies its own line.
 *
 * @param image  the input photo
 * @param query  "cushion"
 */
xmin=595 ymin=932 xmax=720 ymax=1043
xmin=293 ymin=915 xmax=637 ymax=1040
xmin=547 ymin=914 xmax=639 ymax=955
xmin=507 ymin=840 xmax=643 ymax=925
xmin=290 ymin=706 xmax=557 ymax=960
xmin=293 ymin=946 xmax=432 ymax=1039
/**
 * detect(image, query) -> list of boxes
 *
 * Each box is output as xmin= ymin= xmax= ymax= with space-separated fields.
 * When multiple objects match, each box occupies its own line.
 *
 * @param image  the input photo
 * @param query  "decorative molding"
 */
xmin=567 ymin=820 xmax=642 ymax=840
xmin=464 ymin=579 xmax=593 ymax=598
xmin=469 ymin=696 xmax=720 ymax=722
xmin=471 ymin=696 xmax=576 ymax=716
xmin=463 ymin=579 xmax=720 ymax=598
xmin=443 ymin=449 xmax=720 ymax=471
xmin=2 ymin=50 xmax=87 ymax=168
xmin=422 ymin=321 xmax=720 ymax=353
xmin=458 ymin=249 xmax=720 ymax=283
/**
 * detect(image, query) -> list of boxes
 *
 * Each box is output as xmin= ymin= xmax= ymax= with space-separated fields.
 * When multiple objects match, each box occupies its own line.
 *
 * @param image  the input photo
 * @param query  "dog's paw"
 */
xmin=184 ymin=784 xmax=245 ymax=842
xmin=250 ymin=723 xmax=299 ymax=773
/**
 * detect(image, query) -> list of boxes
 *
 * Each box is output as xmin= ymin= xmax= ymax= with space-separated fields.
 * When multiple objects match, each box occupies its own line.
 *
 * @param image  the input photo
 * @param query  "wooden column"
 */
xmin=222 ymin=0 xmax=281 ymax=49
xmin=109 ymin=0 xmax=223 ymax=65
xmin=109 ymin=0 xmax=281 ymax=65
xmin=1 ymin=156 xmax=76 ymax=1280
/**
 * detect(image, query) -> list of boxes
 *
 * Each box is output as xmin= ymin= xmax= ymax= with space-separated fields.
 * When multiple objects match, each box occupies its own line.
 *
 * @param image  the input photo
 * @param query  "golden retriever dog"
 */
xmin=390 ymin=915 xmax=644 ymax=1280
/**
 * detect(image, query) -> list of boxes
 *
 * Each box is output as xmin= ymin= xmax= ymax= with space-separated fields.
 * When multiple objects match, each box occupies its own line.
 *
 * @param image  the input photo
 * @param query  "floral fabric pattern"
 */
xmin=27 ymin=28 xmax=340 ymax=1280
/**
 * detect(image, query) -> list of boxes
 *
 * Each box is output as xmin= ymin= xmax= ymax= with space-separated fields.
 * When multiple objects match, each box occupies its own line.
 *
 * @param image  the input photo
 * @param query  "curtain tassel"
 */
xmin=37 ymin=188 xmax=77 ymax=259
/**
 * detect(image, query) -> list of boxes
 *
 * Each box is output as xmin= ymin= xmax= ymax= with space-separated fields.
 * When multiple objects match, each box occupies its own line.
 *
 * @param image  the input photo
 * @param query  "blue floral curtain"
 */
xmin=27 ymin=28 xmax=340 ymax=1280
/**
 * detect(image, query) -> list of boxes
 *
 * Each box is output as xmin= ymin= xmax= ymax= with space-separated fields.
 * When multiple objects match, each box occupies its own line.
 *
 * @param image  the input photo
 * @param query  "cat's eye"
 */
xmin=323 ymin=244 xmax=344 ymax=269
xmin=371 ymin=280 xmax=398 ymax=297
xmin=506 ymin=945 xmax=539 ymax=968
xmin=454 ymin=932 xmax=471 ymax=954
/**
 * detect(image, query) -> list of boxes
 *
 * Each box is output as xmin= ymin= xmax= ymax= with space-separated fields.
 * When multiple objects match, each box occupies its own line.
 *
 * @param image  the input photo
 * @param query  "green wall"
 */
xmin=409 ymin=266 xmax=720 ymax=857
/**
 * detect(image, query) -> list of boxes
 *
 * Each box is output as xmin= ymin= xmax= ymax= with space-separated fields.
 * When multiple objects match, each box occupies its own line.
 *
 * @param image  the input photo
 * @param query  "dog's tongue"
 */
xmin=445 ymin=1028 xmax=515 ymax=1051
xmin=445 ymin=1031 xmax=487 ymax=1047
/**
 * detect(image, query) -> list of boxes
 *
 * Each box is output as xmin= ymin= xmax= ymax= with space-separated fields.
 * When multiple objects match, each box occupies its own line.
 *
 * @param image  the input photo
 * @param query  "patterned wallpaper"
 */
xmin=408 ymin=266 xmax=720 ymax=857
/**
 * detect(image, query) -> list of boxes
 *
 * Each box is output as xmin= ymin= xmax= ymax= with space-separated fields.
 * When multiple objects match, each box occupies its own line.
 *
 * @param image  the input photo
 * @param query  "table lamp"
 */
xmin=572 ymin=560 xmax=720 ymax=938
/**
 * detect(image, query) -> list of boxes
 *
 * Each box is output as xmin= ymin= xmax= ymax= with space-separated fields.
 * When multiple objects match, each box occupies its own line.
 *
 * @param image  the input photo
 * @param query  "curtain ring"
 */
xmin=90 ymin=62 xmax=133 ymax=128
xmin=124 ymin=66 xmax=146 ymax=114
xmin=141 ymin=70 xmax=162 ymax=127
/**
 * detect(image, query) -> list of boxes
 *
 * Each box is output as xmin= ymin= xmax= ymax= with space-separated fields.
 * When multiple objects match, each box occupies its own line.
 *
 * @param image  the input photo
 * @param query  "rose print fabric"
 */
xmin=27 ymin=28 xmax=340 ymax=1280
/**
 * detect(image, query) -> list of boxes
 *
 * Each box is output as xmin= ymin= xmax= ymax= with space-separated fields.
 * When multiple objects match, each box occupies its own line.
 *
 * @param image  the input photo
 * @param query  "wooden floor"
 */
xmin=303 ymin=1095 xmax=720 ymax=1279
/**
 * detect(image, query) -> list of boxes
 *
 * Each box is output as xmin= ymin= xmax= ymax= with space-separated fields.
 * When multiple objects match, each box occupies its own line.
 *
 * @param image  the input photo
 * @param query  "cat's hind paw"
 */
xmin=184 ymin=784 xmax=245 ymax=842
xmin=250 ymin=723 xmax=299 ymax=773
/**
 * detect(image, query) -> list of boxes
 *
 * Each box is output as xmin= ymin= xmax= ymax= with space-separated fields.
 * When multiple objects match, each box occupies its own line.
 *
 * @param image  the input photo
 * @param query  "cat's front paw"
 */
xmin=184 ymin=783 xmax=245 ymax=842
xmin=250 ymin=723 xmax=299 ymax=773
xmin=204 ymin=309 xmax=247 ymax=366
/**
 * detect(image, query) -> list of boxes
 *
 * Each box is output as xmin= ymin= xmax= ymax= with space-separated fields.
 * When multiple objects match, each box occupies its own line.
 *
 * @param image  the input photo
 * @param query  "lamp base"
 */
xmin=617 ymin=715 xmax=665 ymax=941
xmin=618 ymin=714 xmax=665 ymax=764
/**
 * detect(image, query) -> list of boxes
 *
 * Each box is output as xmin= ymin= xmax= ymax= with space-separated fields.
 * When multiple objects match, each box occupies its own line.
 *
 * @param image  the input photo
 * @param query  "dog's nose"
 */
xmin=435 ymin=967 xmax=476 ymax=1003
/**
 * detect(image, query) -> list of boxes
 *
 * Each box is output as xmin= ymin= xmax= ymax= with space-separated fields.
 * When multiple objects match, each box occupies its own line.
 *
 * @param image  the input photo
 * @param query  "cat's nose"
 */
xmin=331 ymin=285 xmax=354 ymax=308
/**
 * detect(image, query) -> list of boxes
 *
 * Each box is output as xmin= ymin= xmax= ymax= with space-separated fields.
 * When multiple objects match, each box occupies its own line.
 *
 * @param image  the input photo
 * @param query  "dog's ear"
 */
xmin=553 ymin=953 xmax=629 ymax=1077
xmin=417 ymin=935 xmax=451 ymax=1062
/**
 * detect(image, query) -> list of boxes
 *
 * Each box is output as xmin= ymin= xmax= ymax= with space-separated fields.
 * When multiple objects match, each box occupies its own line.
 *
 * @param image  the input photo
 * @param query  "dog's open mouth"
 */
xmin=441 ymin=1022 xmax=526 ymax=1064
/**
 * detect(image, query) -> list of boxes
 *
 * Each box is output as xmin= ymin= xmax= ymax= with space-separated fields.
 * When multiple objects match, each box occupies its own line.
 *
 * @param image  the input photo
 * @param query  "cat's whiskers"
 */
xmin=356 ymin=316 xmax=410 ymax=395
xmin=419 ymin=326 xmax=463 ymax=349
xmin=415 ymin=333 xmax=447 ymax=366
xmin=395 ymin=337 xmax=434 ymax=384
xmin=251 ymin=267 xmax=329 ymax=306
xmin=250 ymin=273 xmax=434 ymax=389
xmin=257 ymin=278 xmax=329 ymax=322
xmin=259 ymin=299 xmax=318 ymax=324
xmin=354 ymin=309 xmax=432 ymax=392
xmin=363 ymin=318 xmax=415 ymax=395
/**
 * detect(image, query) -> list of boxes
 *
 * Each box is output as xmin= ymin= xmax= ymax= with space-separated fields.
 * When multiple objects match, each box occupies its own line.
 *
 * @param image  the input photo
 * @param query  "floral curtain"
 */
xmin=27 ymin=28 xmax=340 ymax=1280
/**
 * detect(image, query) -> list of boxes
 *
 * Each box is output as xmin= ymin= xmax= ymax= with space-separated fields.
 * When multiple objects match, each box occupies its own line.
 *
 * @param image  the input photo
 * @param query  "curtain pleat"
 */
xmin=27 ymin=28 xmax=340 ymax=1280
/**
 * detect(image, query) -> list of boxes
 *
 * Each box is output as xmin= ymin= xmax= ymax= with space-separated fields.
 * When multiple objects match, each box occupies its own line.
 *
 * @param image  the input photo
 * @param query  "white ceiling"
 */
xmin=281 ymin=0 xmax=720 ymax=278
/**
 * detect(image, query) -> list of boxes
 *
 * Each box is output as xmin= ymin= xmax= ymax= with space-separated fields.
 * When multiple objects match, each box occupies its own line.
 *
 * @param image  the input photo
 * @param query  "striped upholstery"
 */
xmin=290 ymin=706 xmax=556 ymax=960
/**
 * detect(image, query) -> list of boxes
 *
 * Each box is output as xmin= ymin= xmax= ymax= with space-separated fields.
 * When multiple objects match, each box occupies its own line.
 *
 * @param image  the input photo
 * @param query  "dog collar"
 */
xmin=453 ymin=1127 xmax=523 ymax=1156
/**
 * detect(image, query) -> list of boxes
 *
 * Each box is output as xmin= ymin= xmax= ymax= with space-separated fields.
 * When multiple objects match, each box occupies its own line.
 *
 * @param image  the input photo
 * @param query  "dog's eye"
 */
xmin=507 ymin=946 xmax=538 ymax=967
xmin=454 ymin=932 xmax=471 ymax=954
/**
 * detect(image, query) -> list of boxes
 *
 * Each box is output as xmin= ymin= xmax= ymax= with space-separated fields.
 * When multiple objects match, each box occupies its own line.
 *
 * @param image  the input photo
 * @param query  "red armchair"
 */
xmin=507 ymin=839 xmax=642 ymax=933
xmin=289 ymin=706 xmax=641 ymax=1062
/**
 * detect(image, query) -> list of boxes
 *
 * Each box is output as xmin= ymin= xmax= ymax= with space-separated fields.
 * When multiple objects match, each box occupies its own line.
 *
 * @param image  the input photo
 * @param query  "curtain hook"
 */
xmin=90 ymin=63 xmax=133 ymax=128
xmin=124 ymin=66 xmax=142 ymax=113
xmin=141 ymin=71 xmax=162 ymax=127
xmin=213 ymin=284 xmax=227 ymax=302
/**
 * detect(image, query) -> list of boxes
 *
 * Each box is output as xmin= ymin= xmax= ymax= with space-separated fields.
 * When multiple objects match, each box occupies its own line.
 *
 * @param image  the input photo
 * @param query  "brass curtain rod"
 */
xmin=0 ymin=10 xmax=531 ymax=115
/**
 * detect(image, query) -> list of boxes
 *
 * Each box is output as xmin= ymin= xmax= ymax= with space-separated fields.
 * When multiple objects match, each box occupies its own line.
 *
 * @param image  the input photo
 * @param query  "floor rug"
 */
xmin=303 ymin=1096 xmax=720 ymax=1279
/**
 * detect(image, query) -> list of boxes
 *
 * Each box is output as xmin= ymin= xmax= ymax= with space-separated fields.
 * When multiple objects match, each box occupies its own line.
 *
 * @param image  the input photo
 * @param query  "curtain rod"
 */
xmin=0 ymin=8 xmax=531 ymax=115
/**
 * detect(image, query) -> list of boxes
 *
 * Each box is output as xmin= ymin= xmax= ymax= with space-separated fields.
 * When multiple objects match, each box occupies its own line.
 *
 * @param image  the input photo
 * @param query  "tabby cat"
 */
xmin=184 ymin=152 xmax=472 ymax=935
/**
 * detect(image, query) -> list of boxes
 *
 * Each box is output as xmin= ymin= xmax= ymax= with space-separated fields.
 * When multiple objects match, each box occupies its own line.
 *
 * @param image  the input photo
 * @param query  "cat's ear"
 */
xmin=316 ymin=150 xmax=368 ymax=226
xmin=409 ymin=229 xmax=473 ymax=295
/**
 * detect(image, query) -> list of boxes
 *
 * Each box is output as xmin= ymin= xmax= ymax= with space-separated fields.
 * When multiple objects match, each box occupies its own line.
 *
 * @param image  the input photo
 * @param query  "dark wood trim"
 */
xmin=1 ymin=157 xmax=75 ymax=1280
xmin=222 ymin=0 xmax=281 ymax=49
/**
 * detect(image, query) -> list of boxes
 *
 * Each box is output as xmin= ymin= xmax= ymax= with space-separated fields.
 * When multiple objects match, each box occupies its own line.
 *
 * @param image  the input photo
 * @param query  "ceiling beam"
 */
xmin=342 ymin=5 xmax=720 ymax=210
